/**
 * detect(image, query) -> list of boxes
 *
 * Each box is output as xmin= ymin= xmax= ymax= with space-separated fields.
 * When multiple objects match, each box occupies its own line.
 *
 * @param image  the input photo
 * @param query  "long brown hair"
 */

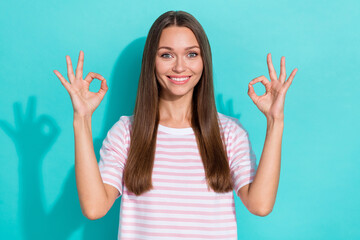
xmin=123 ymin=11 xmax=233 ymax=196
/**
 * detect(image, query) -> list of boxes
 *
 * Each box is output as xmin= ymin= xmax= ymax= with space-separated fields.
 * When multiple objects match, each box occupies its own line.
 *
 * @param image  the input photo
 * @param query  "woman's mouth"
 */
xmin=167 ymin=75 xmax=191 ymax=85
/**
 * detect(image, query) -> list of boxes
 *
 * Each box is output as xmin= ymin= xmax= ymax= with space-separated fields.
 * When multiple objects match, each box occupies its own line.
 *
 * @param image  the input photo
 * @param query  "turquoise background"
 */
xmin=1 ymin=0 xmax=359 ymax=239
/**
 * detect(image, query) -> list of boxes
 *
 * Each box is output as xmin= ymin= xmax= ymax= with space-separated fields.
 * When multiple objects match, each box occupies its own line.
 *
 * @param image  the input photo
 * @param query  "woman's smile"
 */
xmin=167 ymin=75 xmax=191 ymax=84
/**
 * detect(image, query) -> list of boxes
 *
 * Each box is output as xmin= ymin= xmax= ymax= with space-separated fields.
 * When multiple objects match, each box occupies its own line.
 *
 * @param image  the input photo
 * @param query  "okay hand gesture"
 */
xmin=54 ymin=51 xmax=108 ymax=118
xmin=248 ymin=53 xmax=298 ymax=121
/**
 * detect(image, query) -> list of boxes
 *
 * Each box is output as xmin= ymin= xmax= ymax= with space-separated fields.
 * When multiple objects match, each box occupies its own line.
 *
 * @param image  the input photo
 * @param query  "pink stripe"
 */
xmin=124 ymin=198 xmax=234 ymax=208
xmin=154 ymin=164 xmax=204 ymax=170
xmin=235 ymin=159 xmax=252 ymax=166
xmin=226 ymin=122 xmax=236 ymax=136
xmin=231 ymin=146 xmax=248 ymax=155
xmin=101 ymin=170 xmax=121 ymax=179
xmin=156 ymin=151 xmax=199 ymax=156
xmin=101 ymin=152 xmax=126 ymax=161
xmin=151 ymin=185 xmax=213 ymax=193
xmin=121 ymin=229 xmax=236 ymax=239
xmin=235 ymin=169 xmax=255 ymax=178
xmin=121 ymin=221 xmax=236 ymax=231
xmin=99 ymin=155 xmax=119 ymax=163
xmin=120 ymin=214 xmax=236 ymax=224
xmin=233 ymin=168 xmax=255 ymax=177
xmin=229 ymin=135 xmax=246 ymax=147
xmin=109 ymin=127 xmax=130 ymax=143
xmin=153 ymin=171 xmax=204 ymax=177
xmin=121 ymin=118 xmax=131 ymax=125
xmin=157 ymin=137 xmax=196 ymax=142
xmin=102 ymin=177 xmax=120 ymax=187
xmin=110 ymin=134 xmax=127 ymax=146
xmin=152 ymin=178 xmax=206 ymax=184
xmin=233 ymin=154 xmax=251 ymax=162
xmin=155 ymin=158 xmax=201 ymax=163
xmin=126 ymin=192 xmax=233 ymax=200
xmin=122 ymin=205 xmax=234 ymax=216
xmin=229 ymin=130 xmax=247 ymax=140
xmin=235 ymin=175 xmax=255 ymax=191
xmin=156 ymin=144 xmax=198 ymax=149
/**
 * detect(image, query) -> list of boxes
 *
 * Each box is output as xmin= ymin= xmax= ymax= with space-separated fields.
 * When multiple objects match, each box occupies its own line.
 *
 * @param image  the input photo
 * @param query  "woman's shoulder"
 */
xmin=107 ymin=115 xmax=134 ymax=135
xmin=118 ymin=115 xmax=134 ymax=126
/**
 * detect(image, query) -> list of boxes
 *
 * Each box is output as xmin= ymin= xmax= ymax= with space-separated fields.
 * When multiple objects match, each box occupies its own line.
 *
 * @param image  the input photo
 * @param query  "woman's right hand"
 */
xmin=54 ymin=50 xmax=108 ymax=118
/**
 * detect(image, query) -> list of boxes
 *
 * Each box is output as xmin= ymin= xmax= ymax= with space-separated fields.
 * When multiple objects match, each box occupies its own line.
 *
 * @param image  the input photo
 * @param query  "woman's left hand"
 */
xmin=248 ymin=53 xmax=298 ymax=121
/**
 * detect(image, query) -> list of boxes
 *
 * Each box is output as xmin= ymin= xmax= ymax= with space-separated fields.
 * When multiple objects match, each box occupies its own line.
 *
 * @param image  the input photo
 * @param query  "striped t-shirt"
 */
xmin=98 ymin=112 xmax=257 ymax=240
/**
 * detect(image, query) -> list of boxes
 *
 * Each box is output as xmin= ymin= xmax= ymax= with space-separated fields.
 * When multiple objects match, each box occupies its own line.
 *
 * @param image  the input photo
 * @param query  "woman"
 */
xmin=54 ymin=10 xmax=297 ymax=240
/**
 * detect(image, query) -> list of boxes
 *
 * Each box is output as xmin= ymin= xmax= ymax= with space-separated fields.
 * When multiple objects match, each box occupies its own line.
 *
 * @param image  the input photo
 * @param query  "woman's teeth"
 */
xmin=169 ymin=77 xmax=190 ymax=81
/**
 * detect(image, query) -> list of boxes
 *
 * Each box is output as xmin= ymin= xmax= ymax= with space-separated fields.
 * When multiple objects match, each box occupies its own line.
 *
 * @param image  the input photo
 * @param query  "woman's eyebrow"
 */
xmin=157 ymin=46 xmax=200 ymax=50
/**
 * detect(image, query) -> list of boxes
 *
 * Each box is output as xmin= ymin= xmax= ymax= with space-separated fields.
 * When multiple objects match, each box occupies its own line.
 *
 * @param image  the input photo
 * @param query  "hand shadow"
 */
xmin=0 ymin=96 xmax=65 ymax=239
xmin=1 ymin=37 xmax=146 ymax=239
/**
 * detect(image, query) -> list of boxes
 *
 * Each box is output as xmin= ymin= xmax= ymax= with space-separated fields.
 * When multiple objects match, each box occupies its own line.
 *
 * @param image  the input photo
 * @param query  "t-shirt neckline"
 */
xmin=158 ymin=124 xmax=194 ymax=135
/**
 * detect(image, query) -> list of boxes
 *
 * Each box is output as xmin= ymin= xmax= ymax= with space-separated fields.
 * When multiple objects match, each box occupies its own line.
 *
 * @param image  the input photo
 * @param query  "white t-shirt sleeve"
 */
xmin=228 ymin=118 xmax=257 ymax=194
xmin=98 ymin=116 xmax=130 ymax=199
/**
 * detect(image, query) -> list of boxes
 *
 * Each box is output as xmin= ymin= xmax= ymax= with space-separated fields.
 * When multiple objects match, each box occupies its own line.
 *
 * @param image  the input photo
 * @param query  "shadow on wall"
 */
xmin=0 ymin=37 xmax=145 ymax=240
xmin=216 ymin=94 xmax=241 ymax=120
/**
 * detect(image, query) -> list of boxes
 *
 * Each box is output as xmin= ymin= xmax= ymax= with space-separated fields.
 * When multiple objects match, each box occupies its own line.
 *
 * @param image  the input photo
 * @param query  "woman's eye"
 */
xmin=188 ymin=52 xmax=198 ymax=58
xmin=161 ymin=53 xmax=172 ymax=58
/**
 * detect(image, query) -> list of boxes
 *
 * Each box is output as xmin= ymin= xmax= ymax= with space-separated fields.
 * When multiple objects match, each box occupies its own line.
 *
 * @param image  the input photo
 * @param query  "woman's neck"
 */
xmin=158 ymin=95 xmax=192 ymax=128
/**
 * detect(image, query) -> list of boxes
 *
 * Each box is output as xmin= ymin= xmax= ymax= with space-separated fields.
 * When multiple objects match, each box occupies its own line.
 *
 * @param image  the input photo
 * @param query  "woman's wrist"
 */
xmin=73 ymin=113 xmax=92 ymax=127
xmin=266 ymin=116 xmax=284 ymax=129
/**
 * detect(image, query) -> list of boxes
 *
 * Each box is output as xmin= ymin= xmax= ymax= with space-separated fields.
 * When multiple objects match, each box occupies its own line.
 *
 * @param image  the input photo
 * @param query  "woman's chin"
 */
xmin=159 ymin=89 xmax=194 ymax=101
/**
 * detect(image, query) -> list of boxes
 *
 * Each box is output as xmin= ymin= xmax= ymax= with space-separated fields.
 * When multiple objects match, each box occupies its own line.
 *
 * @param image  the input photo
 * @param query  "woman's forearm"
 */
xmin=73 ymin=115 xmax=108 ymax=219
xmin=247 ymin=118 xmax=284 ymax=215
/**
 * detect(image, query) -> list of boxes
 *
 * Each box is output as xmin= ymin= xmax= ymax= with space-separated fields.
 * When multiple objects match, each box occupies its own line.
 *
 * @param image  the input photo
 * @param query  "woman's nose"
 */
xmin=172 ymin=57 xmax=186 ymax=73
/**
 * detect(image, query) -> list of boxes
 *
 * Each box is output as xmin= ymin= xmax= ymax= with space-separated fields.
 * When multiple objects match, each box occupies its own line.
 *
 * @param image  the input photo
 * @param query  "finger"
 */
xmin=267 ymin=53 xmax=277 ymax=81
xmin=75 ymin=50 xmax=84 ymax=80
xmin=249 ymin=75 xmax=271 ymax=93
xmin=54 ymin=70 xmax=71 ymax=92
xmin=247 ymin=83 xmax=260 ymax=103
xmin=279 ymin=56 xmax=286 ymax=83
xmin=13 ymin=102 xmax=23 ymax=127
xmin=283 ymin=68 xmax=298 ymax=92
xmin=66 ymin=55 xmax=75 ymax=83
xmin=25 ymin=96 xmax=36 ymax=123
xmin=0 ymin=120 xmax=16 ymax=139
xmin=84 ymin=72 xmax=105 ymax=84
xmin=97 ymin=77 xmax=109 ymax=97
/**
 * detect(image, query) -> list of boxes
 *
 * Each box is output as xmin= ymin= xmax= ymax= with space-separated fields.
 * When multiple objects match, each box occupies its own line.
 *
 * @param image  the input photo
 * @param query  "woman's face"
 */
xmin=155 ymin=26 xmax=203 ymax=101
